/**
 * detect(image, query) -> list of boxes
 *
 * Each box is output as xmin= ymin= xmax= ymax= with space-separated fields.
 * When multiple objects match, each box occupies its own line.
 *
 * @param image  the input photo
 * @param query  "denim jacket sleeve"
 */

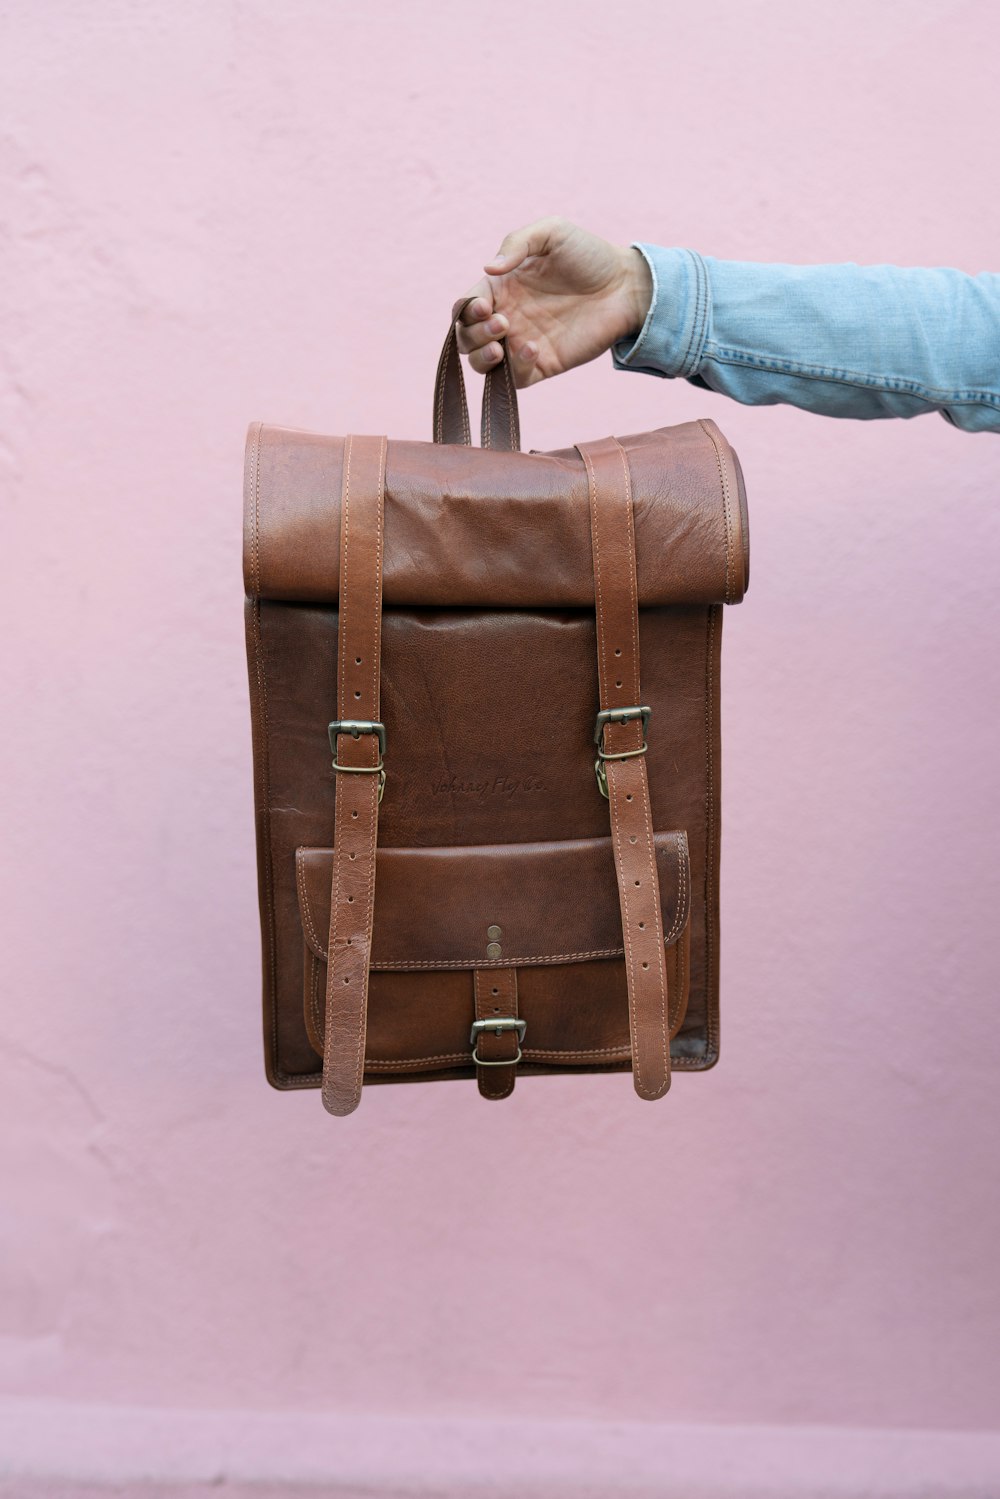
xmin=611 ymin=244 xmax=1000 ymax=433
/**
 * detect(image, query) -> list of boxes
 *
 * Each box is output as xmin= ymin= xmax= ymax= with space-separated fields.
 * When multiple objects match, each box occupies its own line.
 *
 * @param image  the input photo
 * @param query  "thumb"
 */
xmin=483 ymin=217 xmax=560 ymax=276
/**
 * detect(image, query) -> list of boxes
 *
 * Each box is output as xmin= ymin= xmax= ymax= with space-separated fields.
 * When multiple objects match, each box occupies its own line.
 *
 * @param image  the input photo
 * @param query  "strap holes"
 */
xmin=634 ymin=878 xmax=641 ymax=886
xmin=343 ymin=976 xmax=350 ymax=984
xmin=614 ymin=648 xmax=622 ymax=657
xmin=355 ymin=656 xmax=362 ymax=665
xmin=349 ymin=852 xmax=356 ymax=860
xmin=492 ymin=987 xmax=499 ymax=996
xmin=625 ymin=793 xmax=633 ymax=802
xmin=629 ymin=835 xmax=637 ymax=844
xmin=638 ymin=921 xmax=645 ymax=930
xmin=354 ymin=690 xmax=362 ymax=699
xmin=347 ymin=894 xmax=354 ymax=903
xmin=615 ymin=679 xmax=622 ymax=689
xmin=642 ymin=961 xmax=649 ymax=970
xmin=351 ymin=809 xmax=359 ymax=818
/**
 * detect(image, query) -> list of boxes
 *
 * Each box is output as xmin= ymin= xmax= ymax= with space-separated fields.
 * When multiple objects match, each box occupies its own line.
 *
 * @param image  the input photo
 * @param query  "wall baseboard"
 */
xmin=1 ymin=1399 xmax=999 ymax=1498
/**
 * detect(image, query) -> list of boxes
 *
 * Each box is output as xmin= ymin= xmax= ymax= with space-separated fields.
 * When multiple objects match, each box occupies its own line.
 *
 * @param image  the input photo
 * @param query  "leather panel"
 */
xmin=247 ymin=599 xmax=720 ymax=1086
xmin=245 ymin=421 xmax=747 ymax=609
xmin=302 ymin=924 xmax=690 ymax=1073
xmin=296 ymin=832 xmax=690 ymax=969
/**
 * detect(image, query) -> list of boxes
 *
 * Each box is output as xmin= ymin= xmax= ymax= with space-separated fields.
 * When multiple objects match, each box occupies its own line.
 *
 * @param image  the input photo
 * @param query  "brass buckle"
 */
xmin=328 ymin=720 xmax=386 ymax=803
xmin=593 ymin=706 xmax=651 ymax=799
xmin=470 ymin=1016 xmax=526 ymax=1067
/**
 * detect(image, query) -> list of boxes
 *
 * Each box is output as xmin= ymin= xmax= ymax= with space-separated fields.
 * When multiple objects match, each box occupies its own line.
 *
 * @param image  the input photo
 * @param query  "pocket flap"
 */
xmin=296 ymin=832 xmax=690 ymax=970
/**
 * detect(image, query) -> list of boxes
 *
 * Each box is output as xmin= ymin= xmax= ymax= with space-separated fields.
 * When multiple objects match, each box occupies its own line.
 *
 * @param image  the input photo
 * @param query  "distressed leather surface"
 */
xmin=244 ymin=418 xmax=747 ymax=1093
xmin=297 ymin=835 xmax=691 ymax=1075
xmin=245 ymin=422 xmax=748 ymax=609
xmin=296 ymin=833 xmax=690 ymax=969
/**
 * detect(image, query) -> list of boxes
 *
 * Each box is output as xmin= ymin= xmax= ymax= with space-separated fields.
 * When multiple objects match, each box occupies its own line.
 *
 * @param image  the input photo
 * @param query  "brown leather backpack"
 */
xmin=244 ymin=311 xmax=749 ymax=1115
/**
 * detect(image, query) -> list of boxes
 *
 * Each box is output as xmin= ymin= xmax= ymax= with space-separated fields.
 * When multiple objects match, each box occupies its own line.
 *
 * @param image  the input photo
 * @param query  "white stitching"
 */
xmin=347 ymin=437 xmax=386 ymax=1108
xmin=435 ymin=322 xmax=471 ymax=446
xmin=704 ymin=606 xmax=719 ymax=1058
xmin=671 ymin=922 xmax=689 ymax=1035
xmin=608 ymin=764 xmax=643 ymax=1093
xmin=303 ymin=942 xmax=650 ymax=968
xmin=345 ymin=775 xmax=377 ymax=1104
xmin=484 ymin=364 xmax=492 ymax=449
xmin=615 ymin=440 xmax=640 ymax=704
xmin=323 ymin=436 xmax=353 ymax=1101
xmin=613 ymin=436 xmax=669 ymax=1099
xmin=473 ymin=967 xmax=518 ymax=1098
xmin=583 ymin=439 xmax=643 ymax=1094
xmin=435 ymin=336 xmax=448 ymax=443
xmin=338 ymin=434 xmax=352 ymax=715
xmin=662 ymin=837 xmax=690 ymax=945
xmin=637 ymin=755 xmax=670 ymax=1097
xmin=252 ymin=596 xmax=278 ymax=1077
xmin=307 ymin=951 xmax=322 ymax=1055
xmin=698 ymin=418 xmax=734 ymax=605
xmin=290 ymin=1050 xmax=711 ymax=1086
xmin=247 ymin=426 xmax=280 ymax=1076
xmin=367 ymin=1054 xmax=471 ymax=1069
xmin=250 ymin=421 xmax=262 ymax=598
xmin=296 ymin=850 xmax=323 ymax=953
xmin=500 ymin=347 xmax=517 ymax=450
xmin=297 ymin=831 xmax=691 ymax=965
xmin=580 ymin=447 xmax=608 ymax=699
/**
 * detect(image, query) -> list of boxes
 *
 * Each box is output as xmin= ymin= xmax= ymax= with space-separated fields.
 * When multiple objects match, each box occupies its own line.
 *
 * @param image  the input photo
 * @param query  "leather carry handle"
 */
xmin=432 ymin=296 xmax=521 ymax=452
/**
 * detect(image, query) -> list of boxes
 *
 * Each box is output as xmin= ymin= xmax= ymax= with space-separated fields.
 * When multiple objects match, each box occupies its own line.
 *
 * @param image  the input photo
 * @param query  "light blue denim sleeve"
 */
xmin=611 ymin=244 xmax=1000 ymax=433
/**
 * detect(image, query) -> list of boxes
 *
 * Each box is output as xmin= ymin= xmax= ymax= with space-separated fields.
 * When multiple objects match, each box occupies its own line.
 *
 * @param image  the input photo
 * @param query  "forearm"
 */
xmin=612 ymin=245 xmax=1000 ymax=433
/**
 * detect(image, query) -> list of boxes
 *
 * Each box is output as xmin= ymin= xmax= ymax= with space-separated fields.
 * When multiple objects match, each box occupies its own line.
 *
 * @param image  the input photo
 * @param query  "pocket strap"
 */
xmin=472 ymin=968 xmax=521 ymax=1100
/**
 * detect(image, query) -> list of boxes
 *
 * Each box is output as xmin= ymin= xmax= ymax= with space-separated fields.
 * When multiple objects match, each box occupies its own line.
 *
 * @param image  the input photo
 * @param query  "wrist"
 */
xmin=614 ymin=245 xmax=653 ymax=341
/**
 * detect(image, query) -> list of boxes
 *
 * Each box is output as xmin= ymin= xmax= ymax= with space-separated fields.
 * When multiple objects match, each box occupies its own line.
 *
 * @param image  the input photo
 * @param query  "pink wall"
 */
xmin=2 ymin=0 xmax=999 ymax=1492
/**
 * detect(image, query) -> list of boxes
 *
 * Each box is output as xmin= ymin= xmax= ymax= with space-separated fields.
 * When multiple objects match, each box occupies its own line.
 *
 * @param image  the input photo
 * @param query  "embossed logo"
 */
xmin=430 ymin=773 xmax=547 ymax=800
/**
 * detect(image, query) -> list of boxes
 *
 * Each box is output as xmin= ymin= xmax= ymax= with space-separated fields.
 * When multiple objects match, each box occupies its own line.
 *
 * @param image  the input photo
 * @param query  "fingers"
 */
xmin=469 ymin=337 xmax=540 ymax=381
xmin=455 ymin=285 xmax=513 ymax=373
xmin=456 ymin=219 xmax=567 ymax=380
xmin=483 ymin=216 xmax=563 ymax=276
xmin=457 ymin=299 xmax=509 ymax=358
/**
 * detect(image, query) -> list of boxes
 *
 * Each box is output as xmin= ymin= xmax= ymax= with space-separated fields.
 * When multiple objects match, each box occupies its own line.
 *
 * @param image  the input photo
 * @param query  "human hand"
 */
xmin=456 ymin=216 xmax=653 ymax=387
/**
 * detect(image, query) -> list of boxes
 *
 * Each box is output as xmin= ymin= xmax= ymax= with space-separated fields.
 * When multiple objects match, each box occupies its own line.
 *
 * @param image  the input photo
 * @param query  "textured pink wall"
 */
xmin=2 ymin=0 xmax=1000 ymax=1490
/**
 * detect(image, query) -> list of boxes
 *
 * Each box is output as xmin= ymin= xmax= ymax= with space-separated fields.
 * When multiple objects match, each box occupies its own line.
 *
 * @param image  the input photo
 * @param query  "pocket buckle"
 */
xmin=470 ymin=1016 xmax=526 ymax=1067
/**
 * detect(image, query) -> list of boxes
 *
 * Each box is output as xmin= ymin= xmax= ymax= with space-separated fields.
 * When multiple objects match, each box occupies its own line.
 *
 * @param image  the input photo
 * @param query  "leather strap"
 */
xmin=321 ymin=433 xmax=388 ymax=1117
xmin=576 ymin=436 xmax=671 ymax=1101
xmin=432 ymin=297 xmax=521 ymax=452
xmin=473 ymin=967 xmax=520 ymax=1101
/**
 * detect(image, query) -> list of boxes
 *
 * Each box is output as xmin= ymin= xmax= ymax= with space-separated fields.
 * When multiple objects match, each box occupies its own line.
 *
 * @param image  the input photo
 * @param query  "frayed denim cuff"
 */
xmin=611 ymin=245 xmax=711 ymax=380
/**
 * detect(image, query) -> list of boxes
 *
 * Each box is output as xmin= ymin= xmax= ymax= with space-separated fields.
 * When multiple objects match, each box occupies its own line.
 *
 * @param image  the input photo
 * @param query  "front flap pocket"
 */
xmin=296 ymin=832 xmax=691 ymax=1070
xmin=296 ymin=832 xmax=689 ymax=968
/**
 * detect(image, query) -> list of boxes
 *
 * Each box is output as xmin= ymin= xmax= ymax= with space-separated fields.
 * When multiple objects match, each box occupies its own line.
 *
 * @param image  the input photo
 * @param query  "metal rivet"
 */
xmin=486 ymin=941 xmax=502 ymax=959
xmin=487 ymin=925 xmax=502 ymax=941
